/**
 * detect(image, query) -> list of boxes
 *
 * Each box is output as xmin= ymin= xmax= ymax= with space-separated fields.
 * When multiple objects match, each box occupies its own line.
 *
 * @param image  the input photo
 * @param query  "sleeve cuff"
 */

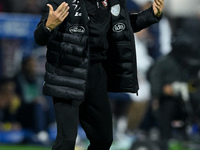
xmin=34 ymin=19 xmax=53 ymax=46
xmin=150 ymin=6 xmax=163 ymax=21
xmin=42 ymin=19 xmax=54 ymax=34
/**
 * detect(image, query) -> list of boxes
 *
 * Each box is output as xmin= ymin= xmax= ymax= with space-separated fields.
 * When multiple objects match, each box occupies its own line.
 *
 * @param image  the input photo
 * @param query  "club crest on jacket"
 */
xmin=102 ymin=0 xmax=108 ymax=8
xmin=111 ymin=4 xmax=120 ymax=16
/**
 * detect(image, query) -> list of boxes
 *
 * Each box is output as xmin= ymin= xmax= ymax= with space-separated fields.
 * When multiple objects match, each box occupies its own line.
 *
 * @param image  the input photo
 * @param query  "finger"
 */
xmin=60 ymin=6 xmax=70 ymax=19
xmin=156 ymin=2 xmax=164 ymax=11
xmin=59 ymin=7 xmax=69 ymax=22
xmin=61 ymin=6 xmax=69 ymax=16
xmin=158 ymin=0 xmax=164 ymax=6
xmin=56 ymin=2 xmax=68 ymax=13
xmin=153 ymin=2 xmax=158 ymax=9
xmin=58 ymin=11 xmax=69 ymax=23
xmin=59 ymin=3 xmax=69 ymax=16
xmin=47 ymin=4 xmax=54 ymax=12
xmin=155 ymin=5 xmax=161 ymax=14
xmin=154 ymin=0 xmax=161 ymax=6
xmin=62 ymin=11 xmax=70 ymax=20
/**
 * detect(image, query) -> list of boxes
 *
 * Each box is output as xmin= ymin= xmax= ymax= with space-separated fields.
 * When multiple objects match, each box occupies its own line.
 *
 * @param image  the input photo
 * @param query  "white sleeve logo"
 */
xmin=111 ymin=4 xmax=120 ymax=16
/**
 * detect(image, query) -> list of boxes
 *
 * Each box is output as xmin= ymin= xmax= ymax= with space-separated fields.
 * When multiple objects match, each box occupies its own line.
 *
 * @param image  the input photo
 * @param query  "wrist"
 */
xmin=45 ymin=22 xmax=55 ymax=31
xmin=45 ymin=26 xmax=52 ymax=32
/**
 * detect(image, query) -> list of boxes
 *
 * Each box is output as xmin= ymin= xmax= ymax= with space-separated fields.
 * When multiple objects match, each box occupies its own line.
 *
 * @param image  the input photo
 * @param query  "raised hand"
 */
xmin=46 ymin=2 xmax=70 ymax=31
xmin=153 ymin=0 xmax=164 ymax=17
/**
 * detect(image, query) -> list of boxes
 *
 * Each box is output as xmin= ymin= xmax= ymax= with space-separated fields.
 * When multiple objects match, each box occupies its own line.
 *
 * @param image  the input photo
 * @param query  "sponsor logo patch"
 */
xmin=111 ymin=4 xmax=120 ymax=16
xmin=112 ymin=22 xmax=125 ymax=32
xmin=69 ymin=26 xmax=85 ymax=34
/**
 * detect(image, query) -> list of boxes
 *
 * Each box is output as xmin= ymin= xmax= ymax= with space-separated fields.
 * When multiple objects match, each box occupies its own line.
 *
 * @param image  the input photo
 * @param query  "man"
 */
xmin=34 ymin=0 xmax=164 ymax=149
xmin=149 ymin=18 xmax=200 ymax=150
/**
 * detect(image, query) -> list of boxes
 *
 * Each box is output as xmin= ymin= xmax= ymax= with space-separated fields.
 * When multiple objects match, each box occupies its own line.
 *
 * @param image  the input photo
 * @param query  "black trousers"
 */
xmin=52 ymin=63 xmax=113 ymax=150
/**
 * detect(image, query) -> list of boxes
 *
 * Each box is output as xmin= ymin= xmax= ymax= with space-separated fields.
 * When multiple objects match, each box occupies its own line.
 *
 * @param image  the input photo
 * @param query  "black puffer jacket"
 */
xmin=34 ymin=0 xmax=161 ymax=102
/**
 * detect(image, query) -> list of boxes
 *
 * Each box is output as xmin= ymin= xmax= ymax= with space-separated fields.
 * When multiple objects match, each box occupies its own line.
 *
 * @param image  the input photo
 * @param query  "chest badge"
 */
xmin=102 ymin=0 xmax=108 ymax=9
xmin=111 ymin=4 xmax=120 ymax=16
xmin=112 ymin=22 xmax=125 ymax=32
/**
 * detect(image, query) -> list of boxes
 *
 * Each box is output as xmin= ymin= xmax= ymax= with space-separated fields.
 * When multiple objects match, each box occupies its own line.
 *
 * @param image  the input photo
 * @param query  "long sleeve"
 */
xmin=130 ymin=6 xmax=162 ymax=33
xmin=34 ymin=0 xmax=62 ymax=46
xmin=34 ymin=20 xmax=53 ymax=46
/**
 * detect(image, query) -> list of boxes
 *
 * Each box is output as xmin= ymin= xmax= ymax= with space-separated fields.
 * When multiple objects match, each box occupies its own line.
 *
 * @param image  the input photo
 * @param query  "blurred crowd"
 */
xmin=0 ymin=0 xmax=200 ymax=150
xmin=0 ymin=55 xmax=56 ymax=144
xmin=0 ymin=0 xmax=45 ymax=14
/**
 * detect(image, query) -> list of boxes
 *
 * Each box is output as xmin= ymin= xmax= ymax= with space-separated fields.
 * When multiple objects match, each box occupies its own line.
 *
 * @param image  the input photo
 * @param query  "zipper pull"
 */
xmin=97 ymin=1 xmax=99 ymax=8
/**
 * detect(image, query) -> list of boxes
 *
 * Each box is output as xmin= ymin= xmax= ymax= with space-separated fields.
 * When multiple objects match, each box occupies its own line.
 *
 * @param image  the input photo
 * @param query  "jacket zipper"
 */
xmin=97 ymin=0 xmax=100 ymax=9
xmin=96 ymin=0 xmax=104 ymax=47
xmin=96 ymin=0 xmax=100 ymax=21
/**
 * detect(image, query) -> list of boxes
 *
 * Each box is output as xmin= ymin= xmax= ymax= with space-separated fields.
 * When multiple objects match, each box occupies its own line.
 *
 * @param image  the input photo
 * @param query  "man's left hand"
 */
xmin=153 ymin=0 xmax=164 ymax=17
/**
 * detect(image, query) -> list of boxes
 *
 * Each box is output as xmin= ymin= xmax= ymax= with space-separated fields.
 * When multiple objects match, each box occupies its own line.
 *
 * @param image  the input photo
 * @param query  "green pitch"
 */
xmin=0 ymin=145 xmax=87 ymax=150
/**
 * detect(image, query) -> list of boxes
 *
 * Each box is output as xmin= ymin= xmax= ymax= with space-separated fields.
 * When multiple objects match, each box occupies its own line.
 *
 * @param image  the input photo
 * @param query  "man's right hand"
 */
xmin=46 ymin=2 xmax=70 ymax=31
